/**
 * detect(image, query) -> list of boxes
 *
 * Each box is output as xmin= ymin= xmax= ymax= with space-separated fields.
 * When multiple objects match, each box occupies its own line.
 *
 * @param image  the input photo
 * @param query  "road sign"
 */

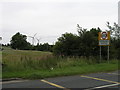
xmin=98 ymin=32 xmax=110 ymax=46
xmin=99 ymin=40 xmax=110 ymax=46
xmin=98 ymin=31 xmax=110 ymax=40
xmin=98 ymin=31 xmax=110 ymax=62
xmin=101 ymin=32 xmax=107 ymax=39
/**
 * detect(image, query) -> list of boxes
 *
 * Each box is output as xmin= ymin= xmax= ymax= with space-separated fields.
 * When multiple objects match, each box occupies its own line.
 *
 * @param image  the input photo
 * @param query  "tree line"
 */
xmin=53 ymin=22 xmax=120 ymax=59
xmin=8 ymin=32 xmax=53 ymax=51
xmin=4 ymin=22 xmax=120 ymax=60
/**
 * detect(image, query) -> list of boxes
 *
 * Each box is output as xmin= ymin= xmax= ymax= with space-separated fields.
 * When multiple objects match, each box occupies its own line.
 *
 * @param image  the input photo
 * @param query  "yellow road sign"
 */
xmin=98 ymin=31 xmax=110 ymax=40
xmin=98 ymin=31 xmax=110 ymax=46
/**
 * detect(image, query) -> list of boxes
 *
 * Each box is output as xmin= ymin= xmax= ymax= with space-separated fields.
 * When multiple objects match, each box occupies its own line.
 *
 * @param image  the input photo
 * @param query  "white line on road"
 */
xmin=85 ymin=83 xmax=119 ymax=90
xmin=1 ymin=80 xmax=29 ymax=84
xmin=81 ymin=75 xmax=120 ymax=84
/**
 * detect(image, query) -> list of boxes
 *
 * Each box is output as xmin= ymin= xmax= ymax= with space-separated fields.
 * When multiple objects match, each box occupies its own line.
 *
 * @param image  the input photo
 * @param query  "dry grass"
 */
xmin=2 ymin=47 xmax=119 ymax=79
xmin=2 ymin=49 xmax=54 ymax=71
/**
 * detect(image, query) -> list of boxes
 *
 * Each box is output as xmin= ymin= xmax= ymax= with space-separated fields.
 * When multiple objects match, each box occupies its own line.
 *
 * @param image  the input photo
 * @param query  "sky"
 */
xmin=0 ymin=0 xmax=119 ymax=45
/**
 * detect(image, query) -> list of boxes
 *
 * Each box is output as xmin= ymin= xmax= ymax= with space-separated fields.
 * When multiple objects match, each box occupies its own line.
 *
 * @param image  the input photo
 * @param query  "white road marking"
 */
xmin=85 ymin=83 xmax=119 ymax=90
xmin=1 ymin=80 xmax=29 ymax=84
xmin=81 ymin=75 xmax=120 ymax=84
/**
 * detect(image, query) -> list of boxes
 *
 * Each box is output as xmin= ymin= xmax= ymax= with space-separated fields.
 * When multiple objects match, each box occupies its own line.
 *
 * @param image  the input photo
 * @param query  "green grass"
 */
xmin=2 ymin=49 xmax=53 ymax=71
xmin=3 ymin=61 xmax=119 ymax=79
xmin=2 ymin=46 xmax=13 ymax=50
xmin=2 ymin=48 xmax=120 ymax=79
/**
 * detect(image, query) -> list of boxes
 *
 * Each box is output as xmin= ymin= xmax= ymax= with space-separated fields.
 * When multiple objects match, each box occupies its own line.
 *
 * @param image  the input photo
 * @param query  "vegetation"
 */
xmin=7 ymin=32 xmax=53 ymax=51
xmin=2 ymin=49 xmax=119 ymax=79
xmin=3 ymin=62 xmax=119 ymax=79
xmin=34 ymin=43 xmax=53 ymax=52
xmin=10 ymin=32 xmax=31 ymax=50
xmin=53 ymin=27 xmax=101 ymax=58
xmin=8 ymin=22 xmax=120 ymax=60
xmin=2 ymin=22 xmax=120 ymax=79
xmin=2 ymin=49 xmax=53 ymax=71
xmin=53 ymin=23 xmax=120 ymax=60
xmin=106 ymin=22 xmax=120 ymax=59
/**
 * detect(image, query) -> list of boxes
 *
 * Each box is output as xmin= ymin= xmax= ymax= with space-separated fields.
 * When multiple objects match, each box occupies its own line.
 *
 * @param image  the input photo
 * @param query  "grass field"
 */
xmin=2 ymin=47 xmax=120 ymax=79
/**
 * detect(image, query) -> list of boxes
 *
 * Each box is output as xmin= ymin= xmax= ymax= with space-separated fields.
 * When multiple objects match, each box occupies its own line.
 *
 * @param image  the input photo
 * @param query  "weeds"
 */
xmin=2 ymin=49 xmax=119 ymax=79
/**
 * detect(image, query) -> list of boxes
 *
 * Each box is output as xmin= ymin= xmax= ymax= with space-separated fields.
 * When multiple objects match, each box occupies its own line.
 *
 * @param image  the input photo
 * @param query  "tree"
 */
xmin=107 ymin=22 xmax=120 ymax=59
xmin=77 ymin=27 xmax=101 ymax=57
xmin=106 ymin=22 xmax=120 ymax=39
xmin=77 ymin=24 xmax=87 ymax=37
xmin=53 ymin=33 xmax=80 ymax=56
xmin=10 ymin=32 xmax=31 ymax=50
xmin=53 ymin=25 xmax=102 ymax=59
xmin=34 ymin=43 xmax=53 ymax=52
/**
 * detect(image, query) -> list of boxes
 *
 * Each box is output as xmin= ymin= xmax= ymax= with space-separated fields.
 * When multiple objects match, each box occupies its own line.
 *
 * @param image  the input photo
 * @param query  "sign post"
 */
xmin=100 ymin=46 xmax=101 ymax=62
xmin=98 ymin=31 xmax=110 ymax=62
xmin=108 ymin=46 xmax=109 ymax=62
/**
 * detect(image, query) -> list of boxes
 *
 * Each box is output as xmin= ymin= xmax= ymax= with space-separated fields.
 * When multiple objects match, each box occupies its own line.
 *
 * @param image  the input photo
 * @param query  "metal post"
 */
xmin=108 ymin=46 xmax=109 ymax=62
xmin=100 ymin=46 xmax=101 ymax=63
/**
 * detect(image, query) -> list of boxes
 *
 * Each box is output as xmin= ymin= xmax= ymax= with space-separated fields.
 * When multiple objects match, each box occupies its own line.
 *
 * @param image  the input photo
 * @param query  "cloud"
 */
xmin=1 ymin=1 xmax=118 ymax=44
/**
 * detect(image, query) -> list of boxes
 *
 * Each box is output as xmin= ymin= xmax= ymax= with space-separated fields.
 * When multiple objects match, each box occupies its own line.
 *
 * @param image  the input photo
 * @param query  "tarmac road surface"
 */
xmin=2 ymin=70 xmax=120 ymax=90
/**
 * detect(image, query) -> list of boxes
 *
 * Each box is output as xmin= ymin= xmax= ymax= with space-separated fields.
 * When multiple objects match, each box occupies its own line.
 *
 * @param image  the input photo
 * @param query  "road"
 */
xmin=2 ymin=70 xmax=120 ymax=90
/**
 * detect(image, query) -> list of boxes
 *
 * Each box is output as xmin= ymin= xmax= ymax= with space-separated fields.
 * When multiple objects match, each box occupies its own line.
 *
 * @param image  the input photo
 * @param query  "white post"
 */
xmin=108 ymin=46 xmax=109 ymax=62
xmin=0 ymin=36 xmax=2 ymax=90
xmin=100 ymin=46 xmax=101 ymax=63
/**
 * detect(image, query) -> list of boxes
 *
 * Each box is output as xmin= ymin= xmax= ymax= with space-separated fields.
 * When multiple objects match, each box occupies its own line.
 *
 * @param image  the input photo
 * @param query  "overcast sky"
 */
xmin=0 ymin=0 xmax=119 ymax=45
